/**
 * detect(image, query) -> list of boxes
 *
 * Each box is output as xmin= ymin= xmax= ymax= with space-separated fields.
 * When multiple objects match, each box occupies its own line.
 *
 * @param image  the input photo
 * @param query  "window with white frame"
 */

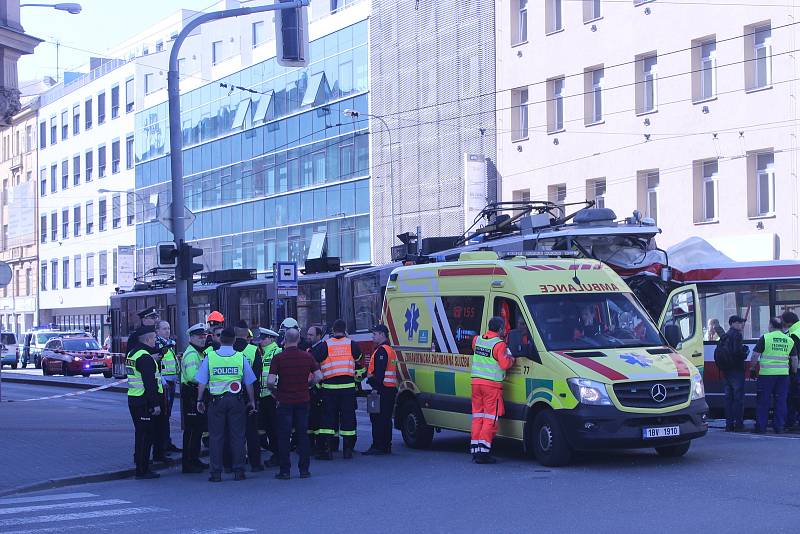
xmin=511 ymin=87 xmax=529 ymax=141
xmin=548 ymin=77 xmax=565 ymax=132
xmin=546 ymin=0 xmax=563 ymax=34
xmin=86 ymin=254 xmax=94 ymax=287
xmin=701 ymin=160 xmax=718 ymax=221
xmin=73 ymin=205 xmax=81 ymax=237
xmin=51 ymin=212 xmax=57 ymax=242
xmin=583 ymin=0 xmax=601 ymax=22
xmin=755 ymin=152 xmax=775 ymax=216
xmin=99 ymin=251 xmax=107 ymax=286
xmin=584 ymin=66 xmax=603 ymax=124
xmin=144 ymin=73 xmax=154 ymax=95
xmin=752 ymin=24 xmax=772 ymax=89
xmin=700 ymin=41 xmax=716 ymax=100
xmin=62 ymin=257 xmax=69 ymax=289
xmin=252 ymin=21 xmax=266 ymax=48
xmin=50 ymin=259 xmax=57 ymax=290
xmin=645 ymin=171 xmax=659 ymax=223
xmin=40 ymin=262 xmax=46 ymax=291
xmin=125 ymin=78 xmax=134 ymax=113
xmin=592 ymin=179 xmax=606 ymax=208
xmin=126 ymin=191 xmax=135 ymax=225
xmin=73 ymin=254 xmax=81 ymax=288
xmin=515 ymin=0 xmax=528 ymax=44
xmin=212 ymin=41 xmax=223 ymax=65
xmin=126 ymin=135 xmax=134 ymax=169
xmin=637 ymin=53 xmax=657 ymax=113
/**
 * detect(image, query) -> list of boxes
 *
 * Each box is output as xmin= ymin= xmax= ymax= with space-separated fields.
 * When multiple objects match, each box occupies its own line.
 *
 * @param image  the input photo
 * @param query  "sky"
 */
xmin=18 ymin=0 xmax=216 ymax=85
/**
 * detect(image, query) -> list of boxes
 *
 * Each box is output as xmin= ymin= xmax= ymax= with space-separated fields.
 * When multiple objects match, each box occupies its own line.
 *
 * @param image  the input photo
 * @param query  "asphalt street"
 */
xmin=1 ymin=381 xmax=799 ymax=533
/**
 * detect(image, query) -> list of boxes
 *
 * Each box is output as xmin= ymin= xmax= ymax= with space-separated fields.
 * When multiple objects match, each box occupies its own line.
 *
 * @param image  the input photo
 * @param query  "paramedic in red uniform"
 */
xmin=470 ymin=316 xmax=515 ymax=464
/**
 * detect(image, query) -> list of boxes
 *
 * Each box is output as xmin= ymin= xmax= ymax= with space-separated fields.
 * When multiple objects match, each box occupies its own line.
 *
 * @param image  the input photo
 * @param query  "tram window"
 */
xmin=352 ymin=273 xmax=381 ymax=332
xmin=298 ymin=283 xmax=326 ymax=330
xmin=775 ymin=284 xmax=800 ymax=304
xmin=239 ymin=288 xmax=267 ymax=329
xmin=700 ymin=284 xmax=769 ymax=340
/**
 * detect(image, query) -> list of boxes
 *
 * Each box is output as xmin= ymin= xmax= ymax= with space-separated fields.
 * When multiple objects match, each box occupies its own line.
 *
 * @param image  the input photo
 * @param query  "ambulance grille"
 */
xmin=613 ymin=379 xmax=690 ymax=408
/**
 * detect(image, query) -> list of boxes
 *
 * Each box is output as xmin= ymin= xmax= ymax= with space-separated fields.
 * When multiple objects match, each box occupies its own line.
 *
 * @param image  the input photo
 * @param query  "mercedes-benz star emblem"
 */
xmin=651 ymin=383 xmax=667 ymax=403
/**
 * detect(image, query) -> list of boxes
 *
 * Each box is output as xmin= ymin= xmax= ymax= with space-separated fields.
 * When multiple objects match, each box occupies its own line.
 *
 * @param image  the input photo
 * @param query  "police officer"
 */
xmin=196 ymin=327 xmax=257 ymax=482
xmin=750 ymin=318 xmax=798 ymax=433
xmin=314 ymin=319 xmax=362 ymax=460
xmin=126 ymin=325 xmax=163 ymax=479
xmin=305 ymin=326 xmax=325 ymax=455
xmin=127 ymin=307 xmax=159 ymax=351
xmin=181 ymin=323 xmax=209 ymax=474
xmin=257 ymin=328 xmax=282 ymax=467
xmin=234 ymin=321 xmax=263 ymax=472
xmin=363 ymin=324 xmax=398 ymax=455
xmin=156 ymin=320 xmax=181 ymax=454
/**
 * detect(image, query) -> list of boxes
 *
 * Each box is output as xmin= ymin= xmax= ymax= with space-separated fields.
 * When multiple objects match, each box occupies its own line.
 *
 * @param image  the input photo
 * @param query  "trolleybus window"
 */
xmin=298 ymin=283 xmax=326 ymax=331
xmin=352 ymin=273 xmax=381 ymax=332
xmin=699 ymin=284 xmax=769 ymax=340
xmin=239 ymin=288 xmax=267 ymax=329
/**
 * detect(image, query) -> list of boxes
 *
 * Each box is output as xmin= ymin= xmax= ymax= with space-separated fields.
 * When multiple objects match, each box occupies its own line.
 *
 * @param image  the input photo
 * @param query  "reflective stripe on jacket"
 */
xmin=759 ymin=331 xmax=794 ymax=376
xmin=471 ymin=336 xmax=505 ymax=382
xmin=207 ymin=350 xmax=245 ymax=396
xmin=368 ymin=344 xmax=398 ymax=388
xmin=161 ymin=347 xmax=178 ymax=377
xmin=321 ymin=337 xmax=355 ymax=381
xmin=126 ymin=349 xmax=163 ymax=397
xmin=259 ymin=342 xmax=282 ymax=397
xmin=181 ymin=345 xmax=203 ymax=385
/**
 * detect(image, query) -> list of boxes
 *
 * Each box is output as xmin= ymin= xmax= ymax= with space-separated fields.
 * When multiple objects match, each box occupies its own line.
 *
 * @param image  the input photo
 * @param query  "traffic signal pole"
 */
xmin=167 ymin=0 xmax=308 ymax=351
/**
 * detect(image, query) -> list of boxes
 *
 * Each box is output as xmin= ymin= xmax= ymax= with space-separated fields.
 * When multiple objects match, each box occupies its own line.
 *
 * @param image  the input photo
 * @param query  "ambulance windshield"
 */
xmin=525 ymin=293 xmax=663 ymax=351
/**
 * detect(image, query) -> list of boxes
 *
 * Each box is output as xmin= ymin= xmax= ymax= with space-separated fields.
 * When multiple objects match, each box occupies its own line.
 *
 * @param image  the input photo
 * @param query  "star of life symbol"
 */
xmin=404 ymin=303 xmax=420 ymax=341
xmin=619 ymin=353 xmax=653 ymax=367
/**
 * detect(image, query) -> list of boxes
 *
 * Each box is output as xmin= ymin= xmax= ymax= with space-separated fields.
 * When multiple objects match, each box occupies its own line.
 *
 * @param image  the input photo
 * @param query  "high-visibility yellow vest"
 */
xmin=759 ymin=331 xmax=794 ymax=376
xmin=207 ymin=350 xmax=245 ymax=396
xmin=471 ymin=336 xmax=505 ymax=382
xmin=242 ymin=344 xmax=258 ymax=367
xmin=259 ymin=342 xmax=282 ymax=398
xmin=126 ymin=349 xmax=164 ymax=397
xmin=161 ymin=347 xmax=178 ymax=377
xmin=181 ymin=345 xmax=203 ymax=385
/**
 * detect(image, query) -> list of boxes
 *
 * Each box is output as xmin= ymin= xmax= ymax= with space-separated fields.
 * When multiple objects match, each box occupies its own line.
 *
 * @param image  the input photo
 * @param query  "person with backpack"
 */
xmin=714 ymin=315 xmax=750 ymax=432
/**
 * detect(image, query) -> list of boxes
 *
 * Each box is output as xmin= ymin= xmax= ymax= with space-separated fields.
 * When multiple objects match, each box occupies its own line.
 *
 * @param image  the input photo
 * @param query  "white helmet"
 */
xmin=280 ymin=317 xmax=299 ymax=330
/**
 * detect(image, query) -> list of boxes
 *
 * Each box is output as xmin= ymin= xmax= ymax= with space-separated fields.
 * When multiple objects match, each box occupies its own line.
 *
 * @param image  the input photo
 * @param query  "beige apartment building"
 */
xmin=0 ymin=99 xmax=39 ymax=334
xmin=496 ymin=0 xmax=798 ymax=260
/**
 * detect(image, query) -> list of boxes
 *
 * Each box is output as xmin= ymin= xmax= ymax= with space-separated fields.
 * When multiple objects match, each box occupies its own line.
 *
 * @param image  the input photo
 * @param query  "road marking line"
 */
xmin=0 ymin=494 xmax=97 ymax=506
xmin=0 ymin=506 xmax=166 ymax=527
xmin=3 ymin=380 xmax=127 ymax=403
xmin=184 ymin=529 xmax=256 ymax=533
xmin=2 ymin=518 xmax=135 ymax=534
xmin=0 ymin=499 xmax=130 ymax=516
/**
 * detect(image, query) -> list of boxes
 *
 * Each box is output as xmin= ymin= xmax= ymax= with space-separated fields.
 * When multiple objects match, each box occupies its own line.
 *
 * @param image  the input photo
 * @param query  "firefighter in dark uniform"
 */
xmin=126 ymin=325 xmax=163 ymax=479
xmin=181 ymin=323 xmax=209 ymax=473
xmin=305 ymin=326 xmax=325 ymax=454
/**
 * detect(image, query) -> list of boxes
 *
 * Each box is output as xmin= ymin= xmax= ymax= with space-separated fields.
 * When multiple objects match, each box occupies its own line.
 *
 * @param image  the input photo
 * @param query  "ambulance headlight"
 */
xmin=567 ymin=378 xmax=612 ymax=406
xmin=691 ymin=374 xmax=705 ymax=400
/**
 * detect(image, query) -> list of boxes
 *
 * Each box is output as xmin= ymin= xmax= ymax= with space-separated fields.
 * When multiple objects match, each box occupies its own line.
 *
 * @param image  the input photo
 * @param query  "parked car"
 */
xmin=40 ymin=336 xmax=113 ymax=378
xmin=0 ymin=331 xmax=18 ymax=369
xmin=20 ymin=329 xmax=84 ymax=368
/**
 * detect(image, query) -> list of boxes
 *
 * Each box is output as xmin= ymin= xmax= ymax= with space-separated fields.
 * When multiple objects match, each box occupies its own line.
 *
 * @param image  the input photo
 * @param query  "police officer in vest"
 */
xmin=471 ymin=316 xmax=516 ymax=464
xmin=750 ymin=317 xmax=799 ymax=433
xmin=196 ymin=327 xmax=257 ymax=482
xmin=363 ymin=324 xmax=398 ymax=455
xmin=156 ymin=320 xmax=181 ymax=454
xmin=314 ymin=319 xmax=362 ymax=460
xmin=257 ymin=328 xmax=282 ymax=467
xmin=234 ymin=321 xmax=263 ymax=472
xmin=126 ymin=325 xmax=163 ymax=479
xmin=181 ymin=323 xmax=209 ymax=474
xmin=126 ymin=307 xmax=160 ymax=354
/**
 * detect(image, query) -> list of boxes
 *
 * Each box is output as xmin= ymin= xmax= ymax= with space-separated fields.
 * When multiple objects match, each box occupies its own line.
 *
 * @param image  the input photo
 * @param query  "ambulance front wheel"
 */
xmin=655 ymin=442 xmax=691 ymax=458
xmin=531 ymin=410 xmax=572 ymax=467
xmin=399 ymin=398 xmax=434 ymax=449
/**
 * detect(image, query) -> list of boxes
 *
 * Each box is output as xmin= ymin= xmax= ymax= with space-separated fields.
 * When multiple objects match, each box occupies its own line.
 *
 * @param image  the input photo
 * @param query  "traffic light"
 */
xmin=178 ymin=242 xmax=204 ymax=280
xmin=157 ymin=242 xmax=178 ymax=268
xmin=275 ymin=0 xmax=308 ymax=67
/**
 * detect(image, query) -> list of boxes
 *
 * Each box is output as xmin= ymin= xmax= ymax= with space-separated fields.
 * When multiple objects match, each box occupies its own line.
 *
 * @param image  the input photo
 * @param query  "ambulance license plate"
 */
xmin=642 ymin=426 xmax=680 ymax=439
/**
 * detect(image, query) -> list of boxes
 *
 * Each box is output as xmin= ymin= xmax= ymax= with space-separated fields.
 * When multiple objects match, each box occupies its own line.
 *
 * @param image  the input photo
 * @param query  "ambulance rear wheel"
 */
xmin=532 ymin=410 xmax=572 ymax=467
xmin=655 ymin=442 xmax=690 ymax=458
xmin=399 ymin=398 xmax=434 ymax=449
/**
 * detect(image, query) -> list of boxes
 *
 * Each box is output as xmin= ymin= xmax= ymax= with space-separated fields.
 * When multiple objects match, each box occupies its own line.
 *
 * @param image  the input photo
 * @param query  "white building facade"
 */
xmin=496 ymin=0 xmax=799 ymax=260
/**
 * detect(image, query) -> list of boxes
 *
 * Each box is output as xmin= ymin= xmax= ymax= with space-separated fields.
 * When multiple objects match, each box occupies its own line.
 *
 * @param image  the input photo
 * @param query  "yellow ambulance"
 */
xmin=383 ymin=252 xmax=708 ymax=466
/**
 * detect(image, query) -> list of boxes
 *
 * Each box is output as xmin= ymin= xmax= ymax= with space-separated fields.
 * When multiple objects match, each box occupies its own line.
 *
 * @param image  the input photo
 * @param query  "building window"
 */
xmin=112 ymin=193 xmax=121 ymax=229
xmin=177 ymin=58 xmax=186 ymax=77
xmin=86 ymin=253 xmax=94 ymax=287
xmin=26 ymin=125 xmax=33 ymax=151
xmin=144 ymin=73 xmax=154 ymax=95
xmin=694 ymin=159 xmax=718 ymax=222
xmin=61 ymin=159 xmax=69 ymax=190
xmin=73 ymin=205 xmax=81 ymax=237
xmin=692 ymin=38 xmax=716 ymax=101
xmin=125 ymin=78 xmax=134 ymax=113
xmin=86 ymin=201 xmax=94 ymax=234
xmin=39 ymin=168 xmax=46 ymax=196
xmin=98 ymin=145 xmax=106 ymax=178
xmin=85 ymin=149 xmax=93 ymax=181
xmin=513 ymin=0 xmax=528 ymax=45
xmin=747 ymin=151 xmax=775 ymax=217
xmin=74 ymin=254 xmax=81 ymax=288
xmin=583 ymin=0 xmax=601 ymax=22
xmin=212 ymin=40 xmax=223 ymax=64
xmin=39 ymin=121 xmax=46 ymax=149
xmin=126 ymin=135 xmax=134 ymax=169
xmin=61 ymin=208 xmax=69 ymax=240
xmin=111 ymin=85 xmax=120 ymax=119
xmin=156 ymin=40 xmax=163 ymax=52
xmin=588 ymin=178 xmax=606 ymax=208
xmin=547 ymin=77 xmax=565 ymax=133
xmin=636 ymin=53 xmax=657 ymax=114
xmin=113 ymin=248 xmax=118 ymax=284
xmin=51 ymin=259 xmax=57 ymax=290
xmin=40 ymin=262 xmax=46 ymax=291
xmin=40 ymin=214 xmax=46 ymax=243
xmin=746 ymin=23 xmax=772 ymax=90
xmin=548 ymin=183 xmax=567 ymax=204
xmin=546 ymin=0 xmax=563 ymax=34
xmin=97 ymin=91 xmax=106 ymax=124
xmin=637 ymin=170 xmax=659 ymax=223
xmin=112 ymin=140 xmax=120 ymax=174
xmin=584 ymin=66 xmax=603 ymax=124
xmin=252 ymin=21 xmax=266 ymax=48
xmin=50 ymin=116 xmax=57 ymax=145
xmin=25 ymin=267 xmax=31 ymax=296
xmin=512 ymin=189 xmax=531 ymax=202
xmin=99 ymin=251 xmax=107 ymax=286
xmin=61 ymin=110 xmax=68 ymax=140
xmin=73 ymin=155 xmax=80 ymax=185
xmin=126 ymin=191 xmax=135 ymax=225
xmin=72 ymin=104 xmax=80 ymax=135
xmin=511 ymin=87 xmax=529 ymax=141
xmin=98 ymin=198 xmax=107 ymax=232
xmin=85 ymin=98 xmax=92 ymax=130
xmin=50 ymin=164 xmax=57 ymax=193
xmin=51 ymin=212 xmax=57 ymax=241
xmin=62 ymin=257 xmax=69 ymax=289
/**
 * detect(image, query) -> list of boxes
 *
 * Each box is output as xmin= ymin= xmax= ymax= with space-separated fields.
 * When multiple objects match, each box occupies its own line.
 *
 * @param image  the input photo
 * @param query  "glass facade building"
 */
xmin=134 ymin=20 xmax=370 ymax=275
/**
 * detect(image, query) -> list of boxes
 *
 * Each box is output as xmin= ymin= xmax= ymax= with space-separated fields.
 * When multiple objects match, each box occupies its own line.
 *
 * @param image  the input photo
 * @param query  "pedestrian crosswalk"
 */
xmin=0 ymin=491 xmax=166 ymax=533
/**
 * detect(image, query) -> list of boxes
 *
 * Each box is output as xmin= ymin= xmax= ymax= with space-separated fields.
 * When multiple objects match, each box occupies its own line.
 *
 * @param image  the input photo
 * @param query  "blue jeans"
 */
xmin=723 ymin=369 xmax=745 ymax=427
xmin=756 ymin=375 xmax=789 ymax=432
xmin=277 ymin=402 xmax=310 ymax=475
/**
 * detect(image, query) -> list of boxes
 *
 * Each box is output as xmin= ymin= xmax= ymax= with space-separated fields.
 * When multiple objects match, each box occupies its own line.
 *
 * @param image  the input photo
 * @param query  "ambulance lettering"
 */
xmin=538 ymin=283 xmax=619 ymax=293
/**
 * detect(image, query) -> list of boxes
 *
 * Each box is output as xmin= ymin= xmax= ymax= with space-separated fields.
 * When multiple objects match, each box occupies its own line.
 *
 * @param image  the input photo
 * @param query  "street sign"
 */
xmin=0 ymin=261 xmax=11 ymax=287
xmin=275 ymin=261 xmax=298 ymax=298
xmin=157 ymin=203 xmax=196 ymax=234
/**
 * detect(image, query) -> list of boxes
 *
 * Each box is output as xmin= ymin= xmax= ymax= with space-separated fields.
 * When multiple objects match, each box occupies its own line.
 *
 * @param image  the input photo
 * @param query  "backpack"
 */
xmin=713 ymin=333 xmax=736 ymax=371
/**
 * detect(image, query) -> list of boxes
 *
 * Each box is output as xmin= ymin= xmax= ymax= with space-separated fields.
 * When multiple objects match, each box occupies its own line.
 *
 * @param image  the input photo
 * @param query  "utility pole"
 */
xmin=167 ymin=0 xmax=308 ymax=352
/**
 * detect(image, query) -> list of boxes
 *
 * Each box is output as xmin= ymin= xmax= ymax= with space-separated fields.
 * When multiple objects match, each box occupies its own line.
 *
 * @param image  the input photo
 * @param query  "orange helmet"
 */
xmin=207 ymin=311 xmax=225 ymax=324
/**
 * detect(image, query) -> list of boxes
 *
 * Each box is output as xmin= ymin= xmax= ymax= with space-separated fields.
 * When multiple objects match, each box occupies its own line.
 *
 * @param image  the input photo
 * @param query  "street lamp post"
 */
xmin=20 ymin=3 xmax=82 ymax=82
xmin=342 ymin=109 xmax=396 ymax=244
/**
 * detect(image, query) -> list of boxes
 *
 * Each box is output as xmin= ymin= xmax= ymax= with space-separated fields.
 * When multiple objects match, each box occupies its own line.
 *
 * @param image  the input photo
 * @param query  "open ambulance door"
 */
xmin=657 ymin=284 xmax=704 ymax=372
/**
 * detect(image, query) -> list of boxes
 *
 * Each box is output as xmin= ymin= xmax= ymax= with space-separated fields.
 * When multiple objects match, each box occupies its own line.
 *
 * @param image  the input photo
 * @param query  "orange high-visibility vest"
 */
xmin=321 ymin=337 xmax=356 ymax=380
xmin=368 ymin=344 xmax=398 ymax=388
